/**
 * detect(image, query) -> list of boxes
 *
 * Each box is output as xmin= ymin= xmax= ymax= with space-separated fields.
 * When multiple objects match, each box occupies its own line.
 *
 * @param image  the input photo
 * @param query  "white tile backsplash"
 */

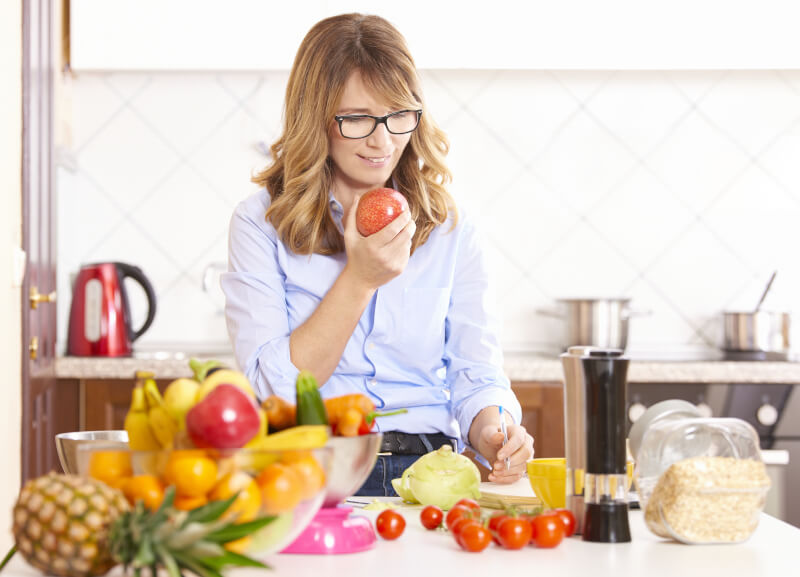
xmin=57 ymin=70 xmax=800 ymax=358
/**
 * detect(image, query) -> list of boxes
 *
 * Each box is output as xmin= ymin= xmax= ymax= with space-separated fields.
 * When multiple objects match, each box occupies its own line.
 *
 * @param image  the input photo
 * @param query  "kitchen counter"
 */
xmin=3 ymin=505 xmax=798 ymax=577
xmin=55 ymin=352 xmax=800 ymax=384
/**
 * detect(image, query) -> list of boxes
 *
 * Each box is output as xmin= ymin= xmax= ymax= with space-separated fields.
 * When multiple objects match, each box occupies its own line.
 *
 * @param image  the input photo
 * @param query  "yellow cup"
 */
xmin=526 ymin=458 xmax=634 ymax=510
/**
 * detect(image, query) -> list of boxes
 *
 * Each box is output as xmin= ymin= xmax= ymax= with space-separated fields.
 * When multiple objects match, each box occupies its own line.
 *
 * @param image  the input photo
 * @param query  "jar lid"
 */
xmin=628 ymin=399 xmax=701 ymax=460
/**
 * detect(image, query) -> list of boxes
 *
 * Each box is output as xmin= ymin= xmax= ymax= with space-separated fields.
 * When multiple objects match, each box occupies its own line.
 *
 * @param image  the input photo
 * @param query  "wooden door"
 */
xmin=21 ymin=0 xmax=78 ymax=482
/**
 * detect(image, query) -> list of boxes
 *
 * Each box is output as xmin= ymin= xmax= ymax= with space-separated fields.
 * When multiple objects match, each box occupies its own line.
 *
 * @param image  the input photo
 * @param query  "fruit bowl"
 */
xmin=283 ymin=433 xmax=383 ymax=554
xmin=71 ymin=439 xmax=332 ymax=560
xmin=55 ymin=430 xmax=129 ymax=475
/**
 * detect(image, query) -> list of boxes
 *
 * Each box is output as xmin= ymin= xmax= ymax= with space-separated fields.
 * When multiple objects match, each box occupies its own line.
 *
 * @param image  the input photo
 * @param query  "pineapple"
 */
xmin=12 ymin=473 xmax=128 ymax=577
xmin=7 ymin=473 xmax=274 ymax=577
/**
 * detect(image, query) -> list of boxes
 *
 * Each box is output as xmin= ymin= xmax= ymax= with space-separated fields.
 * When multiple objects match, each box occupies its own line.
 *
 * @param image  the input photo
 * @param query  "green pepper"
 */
xmin=295 ymin=370 xmax=329 ymax=426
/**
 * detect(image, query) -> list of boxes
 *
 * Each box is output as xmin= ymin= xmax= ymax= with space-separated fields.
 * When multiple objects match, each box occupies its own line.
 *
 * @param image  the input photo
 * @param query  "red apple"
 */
xmin=356 ymin=188 xmax=408 ymax=236
xmin=185 ymin=384 xmax=261 ymax=449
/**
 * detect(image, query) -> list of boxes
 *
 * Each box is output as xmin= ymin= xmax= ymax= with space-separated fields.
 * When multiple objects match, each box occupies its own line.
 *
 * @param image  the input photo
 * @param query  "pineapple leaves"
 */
xmin=171 ymin=552 xmax=224 ymax=577
xmin=0 ymin=545 xmax=17 ymax=572
xmin=184 ymin=493 xmax=240 ymax=524
xmin=154 ymin=543 xmax=182 ymax=577
xmin=200 ymin=551 xmax=270 ymax=571
xmin=108 ymin=484 xmax=273 ymax=577
xmin=203 ymin=516 xmax=276 ymax=544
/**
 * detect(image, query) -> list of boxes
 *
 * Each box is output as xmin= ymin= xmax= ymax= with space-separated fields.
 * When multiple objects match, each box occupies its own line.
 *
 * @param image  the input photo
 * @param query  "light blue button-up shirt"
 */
xmin=221 ymin=188 xmax=522 ymax=450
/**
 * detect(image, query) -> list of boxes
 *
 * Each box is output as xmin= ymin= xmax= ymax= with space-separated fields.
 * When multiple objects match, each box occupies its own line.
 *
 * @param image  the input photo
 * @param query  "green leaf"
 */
xmin=172 ymin=552 xmax=223 ymax=577
xmin=145 ymin=487 xmax=176 ymax=531
xmin=0 ymin=544 xmax=17 ymax=572
xmin=185 ymin=494 xmax=239 ymax=525
xmin=133 ymin=534 xmax=156 ymax=568
xmin=203 ymin=516 xmax=276 ymax=544
xmin=154 ymin=544 xmax=182 ymax=577
xmin=199 ymin=551 xmax=270 ymax=571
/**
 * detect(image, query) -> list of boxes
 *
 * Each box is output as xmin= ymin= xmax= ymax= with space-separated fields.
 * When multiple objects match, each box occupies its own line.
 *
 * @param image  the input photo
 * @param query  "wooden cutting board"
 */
xmin=478 ymin=478 xmax=542 ymax=509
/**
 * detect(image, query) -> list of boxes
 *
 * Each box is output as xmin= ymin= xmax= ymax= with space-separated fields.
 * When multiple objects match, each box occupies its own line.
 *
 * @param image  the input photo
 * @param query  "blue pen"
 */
xmin=499 ymin=406 xmax=510 ymax=471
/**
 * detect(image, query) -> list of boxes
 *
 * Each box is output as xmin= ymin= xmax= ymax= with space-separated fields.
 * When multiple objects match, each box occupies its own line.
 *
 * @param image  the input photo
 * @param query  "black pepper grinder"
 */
xmin=581 ymin=349 xmax=631 ymax=543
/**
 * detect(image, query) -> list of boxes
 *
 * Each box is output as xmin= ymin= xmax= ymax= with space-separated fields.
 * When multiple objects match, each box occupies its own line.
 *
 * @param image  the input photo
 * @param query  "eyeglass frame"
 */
xmin=333 ymin=109 xmax=423 ymax=139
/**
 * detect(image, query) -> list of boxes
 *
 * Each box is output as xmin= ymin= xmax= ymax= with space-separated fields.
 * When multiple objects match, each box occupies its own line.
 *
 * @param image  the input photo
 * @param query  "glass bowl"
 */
xmin=73 ymin=441 xmax=332 ymax=559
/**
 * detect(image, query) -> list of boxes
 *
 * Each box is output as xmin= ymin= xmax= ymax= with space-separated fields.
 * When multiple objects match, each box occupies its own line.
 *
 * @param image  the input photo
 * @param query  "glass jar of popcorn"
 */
xmin=633 ymin=413 xmax=770 ymax=544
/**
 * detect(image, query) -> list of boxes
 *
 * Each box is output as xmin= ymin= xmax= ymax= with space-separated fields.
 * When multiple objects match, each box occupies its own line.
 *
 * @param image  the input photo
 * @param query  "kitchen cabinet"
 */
xmin=79 ymin=378 xmax=170 ymax=431
xmin=70 ymin=0 xmax=800 ymax=71
xmin=510 ymin=381 xmax=564 ymax=458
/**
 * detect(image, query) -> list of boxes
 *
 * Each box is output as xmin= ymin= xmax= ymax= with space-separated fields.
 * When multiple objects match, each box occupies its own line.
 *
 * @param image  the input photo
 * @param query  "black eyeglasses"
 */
xmin=334 ymin=109 xmax=422 ymax=139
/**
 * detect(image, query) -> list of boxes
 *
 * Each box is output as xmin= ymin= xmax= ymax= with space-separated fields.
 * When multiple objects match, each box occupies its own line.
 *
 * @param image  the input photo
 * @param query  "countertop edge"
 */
xmin=54 ymin=355 xmax=800 ymax=384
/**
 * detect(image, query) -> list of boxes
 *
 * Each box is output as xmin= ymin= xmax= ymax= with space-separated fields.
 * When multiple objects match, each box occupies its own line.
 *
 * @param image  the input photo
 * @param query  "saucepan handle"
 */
xmin=621 ymin=307 xmax=652 ymax=320
xmin=536 ymin=307 xmax=564 ymax=319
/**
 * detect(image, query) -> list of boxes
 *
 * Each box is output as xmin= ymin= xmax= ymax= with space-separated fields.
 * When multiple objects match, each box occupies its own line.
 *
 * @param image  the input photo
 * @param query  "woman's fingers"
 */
xmin=488 ymin=425 xmax=534 ymax=483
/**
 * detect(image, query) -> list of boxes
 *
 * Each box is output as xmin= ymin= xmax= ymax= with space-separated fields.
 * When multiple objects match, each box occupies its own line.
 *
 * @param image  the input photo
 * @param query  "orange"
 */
xmin=173 ymin=494 xmax=208 ymax=511
xmin=121 ymin=475 xmax=165 ymax=510
xmin=255 ymin=462 xmax=303 ymax=514
xmin=224 ymin=536 xmax=252 ymax=554
xmin=283 ymin=454 xmax=326 ymax=500
xmin=87 ymin=450 xmax=133 ymax=489
xmin=164 ymin=451 xmax=218 ymax=497
xmin=208 ymin=471 xmax=262 ymax=523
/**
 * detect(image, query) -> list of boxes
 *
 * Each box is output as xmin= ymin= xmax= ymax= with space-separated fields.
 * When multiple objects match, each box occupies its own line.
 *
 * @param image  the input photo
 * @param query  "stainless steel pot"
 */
xmin=722 ymin=311 xmax=790 ymax=354
xmin=538 ymin=298 xmax=650 ymax=351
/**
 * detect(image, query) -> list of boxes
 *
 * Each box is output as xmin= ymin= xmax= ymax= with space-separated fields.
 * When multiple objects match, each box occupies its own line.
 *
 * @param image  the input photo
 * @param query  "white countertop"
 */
xmin=4 ymin=504 xmax=797 ymax=577
xmin=55 ymin=351 xmax=800 ymax=384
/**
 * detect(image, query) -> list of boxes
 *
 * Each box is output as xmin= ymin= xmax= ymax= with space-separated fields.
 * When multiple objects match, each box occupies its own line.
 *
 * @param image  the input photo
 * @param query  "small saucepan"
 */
xmin=722 ymin=271 xmax=791 ymax=357
xmin=722 ymin=311 xmax=791 ymax=355
xmin=537 ymin=298 xmax=651 ymax=351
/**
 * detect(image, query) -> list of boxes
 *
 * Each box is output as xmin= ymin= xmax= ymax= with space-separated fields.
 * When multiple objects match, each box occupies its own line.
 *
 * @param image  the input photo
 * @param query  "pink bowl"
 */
xmin=281 ymin=506 xmax=375 ymax=554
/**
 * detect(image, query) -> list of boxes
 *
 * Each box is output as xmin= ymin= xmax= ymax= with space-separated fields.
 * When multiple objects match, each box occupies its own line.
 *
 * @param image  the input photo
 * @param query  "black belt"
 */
xmin=379 ymin=432 xmax=458 ymax=456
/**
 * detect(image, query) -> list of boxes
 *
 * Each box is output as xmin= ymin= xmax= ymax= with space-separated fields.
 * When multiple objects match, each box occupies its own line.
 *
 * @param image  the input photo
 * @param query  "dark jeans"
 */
xmin=356 ymin=454 xmax=422 ymax=497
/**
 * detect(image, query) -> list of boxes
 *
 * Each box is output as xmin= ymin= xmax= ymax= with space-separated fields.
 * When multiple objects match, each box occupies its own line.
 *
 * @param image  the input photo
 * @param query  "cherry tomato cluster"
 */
xmin=428 ymin=499 xmax=576 ymax=553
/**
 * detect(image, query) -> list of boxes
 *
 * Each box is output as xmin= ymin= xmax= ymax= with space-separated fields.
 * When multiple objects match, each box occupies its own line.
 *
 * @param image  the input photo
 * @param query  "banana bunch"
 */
xmin=124 ymin=372 xmax=181 ymax=450
xmin=124 ymin=378 xmax=162 ymax=451
xmin=124 ymin=360 xmax=272 ymax=451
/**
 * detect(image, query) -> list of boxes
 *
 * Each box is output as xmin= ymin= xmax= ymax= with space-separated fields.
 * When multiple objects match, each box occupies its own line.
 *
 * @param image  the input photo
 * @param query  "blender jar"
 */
xmin=635 ymin=417 xmax=770 ymax=544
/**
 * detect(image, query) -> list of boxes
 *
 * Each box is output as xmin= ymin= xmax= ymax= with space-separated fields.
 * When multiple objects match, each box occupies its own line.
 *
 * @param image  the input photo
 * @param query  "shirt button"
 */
xmin=368 ymin=343 xmax=375 ymax=350
xmin=370 ymin=379 xmax=377 ymax=386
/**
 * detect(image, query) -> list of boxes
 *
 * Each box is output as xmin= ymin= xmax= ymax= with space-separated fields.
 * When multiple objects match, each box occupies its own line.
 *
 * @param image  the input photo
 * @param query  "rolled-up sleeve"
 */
xmin=221 ymin=198 xmax=300 ymax=400
xmin=445 ymin=217 xmax=522 ymax=448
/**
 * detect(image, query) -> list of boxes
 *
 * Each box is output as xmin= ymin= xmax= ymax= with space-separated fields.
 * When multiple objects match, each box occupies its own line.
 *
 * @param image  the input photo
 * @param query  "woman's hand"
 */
xmin=476 ymin=422 xmax=534 ymax=484
xmin=342 ymin=193 xmax=416 ymax=290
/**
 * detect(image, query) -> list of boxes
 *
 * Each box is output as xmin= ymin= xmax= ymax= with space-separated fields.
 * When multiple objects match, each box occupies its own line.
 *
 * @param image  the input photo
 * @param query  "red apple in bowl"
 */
xmin=356 ymin=188 xmax=409 ymax=236
xmin=186 ymin=383 xmax=261 ymax=449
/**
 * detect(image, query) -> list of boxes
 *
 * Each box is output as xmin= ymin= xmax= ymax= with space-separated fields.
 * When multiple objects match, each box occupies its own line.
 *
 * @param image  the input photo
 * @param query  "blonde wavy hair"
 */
xmin=252 ymin=13 xmax=455 ymax=255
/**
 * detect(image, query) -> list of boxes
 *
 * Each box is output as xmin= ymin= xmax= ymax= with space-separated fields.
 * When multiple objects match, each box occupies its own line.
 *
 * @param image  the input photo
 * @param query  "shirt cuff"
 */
xmin=455 ymin=386 xmax=523 ymax=459
xmin=247 ymin=335 xmax=300 ymax=401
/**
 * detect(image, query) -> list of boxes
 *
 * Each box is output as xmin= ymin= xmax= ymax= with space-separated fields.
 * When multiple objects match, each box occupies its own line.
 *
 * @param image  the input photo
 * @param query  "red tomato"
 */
xmin=497 ymin=516 xmax=533 ymax=550
xmin=552 ymin=508 xmax=577 ymax=537
xmin=375 ymin=509 xmax=406 ymax=540
xmin=453 ymin=498 xmax=481 ymax=513
xmin=420 ymin=505 xmax=444 ymax=530
xmin=445 ymin=504 xmax=474 ymax=531
xmin=458 ymin=522 xmax=492 ymax=552
xmin=452 ymin=516 xmax=482 ymax=539
xmin=487 ymin=512 xmax=508 ymax=545
xmin=531 ymin=512 xmax=565 ymax=548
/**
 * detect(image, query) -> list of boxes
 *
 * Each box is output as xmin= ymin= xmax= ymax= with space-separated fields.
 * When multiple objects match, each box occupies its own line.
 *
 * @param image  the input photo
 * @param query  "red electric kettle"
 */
xmin=67 ymin=262 xmax=157 ymax=357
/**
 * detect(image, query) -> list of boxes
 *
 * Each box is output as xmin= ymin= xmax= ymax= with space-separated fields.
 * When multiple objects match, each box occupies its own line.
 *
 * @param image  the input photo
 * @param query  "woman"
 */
xmin=222 ymin=13 xmax=534 ymax=494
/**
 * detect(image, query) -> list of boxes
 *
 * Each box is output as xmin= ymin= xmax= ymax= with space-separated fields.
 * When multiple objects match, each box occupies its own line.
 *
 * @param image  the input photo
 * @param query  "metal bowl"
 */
xmin=55 ymin=430 xmax=129 ymax=475
xmin=322 ymin=433 xmax=382 ymax=508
